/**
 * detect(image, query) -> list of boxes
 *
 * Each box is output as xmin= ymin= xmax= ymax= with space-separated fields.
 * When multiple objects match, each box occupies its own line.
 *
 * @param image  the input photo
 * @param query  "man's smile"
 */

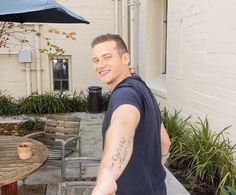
xmin=99 ymin=70 xmax=110 ymax=76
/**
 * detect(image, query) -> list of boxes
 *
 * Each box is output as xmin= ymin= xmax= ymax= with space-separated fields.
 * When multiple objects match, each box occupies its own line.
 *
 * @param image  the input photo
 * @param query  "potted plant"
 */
xmin=17 ymin=142 xmax=33 ymax=160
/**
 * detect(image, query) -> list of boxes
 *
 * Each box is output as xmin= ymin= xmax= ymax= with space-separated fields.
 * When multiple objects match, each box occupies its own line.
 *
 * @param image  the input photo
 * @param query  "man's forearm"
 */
xmin=110 ymin=136 xmax=132 ymax=172
xmin=98 ymin=134 xmax=133 ymax=181
xmin=93 ymin=129 xmax=134 ymax=194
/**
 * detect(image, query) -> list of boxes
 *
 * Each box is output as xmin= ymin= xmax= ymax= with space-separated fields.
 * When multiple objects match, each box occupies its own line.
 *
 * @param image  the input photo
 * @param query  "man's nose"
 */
xmin=97 ymin=58 xmax=106 ymax=68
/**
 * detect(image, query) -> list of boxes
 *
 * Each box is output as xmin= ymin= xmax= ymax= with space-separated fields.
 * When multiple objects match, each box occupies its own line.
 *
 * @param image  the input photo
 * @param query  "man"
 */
xmin=91 ymin=33 xmax=171 ymax=195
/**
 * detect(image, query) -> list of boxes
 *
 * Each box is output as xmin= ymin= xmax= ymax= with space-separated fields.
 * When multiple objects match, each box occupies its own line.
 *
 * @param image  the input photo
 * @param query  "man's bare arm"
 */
xmin=92 ymin=104 xmax=140 ymax=195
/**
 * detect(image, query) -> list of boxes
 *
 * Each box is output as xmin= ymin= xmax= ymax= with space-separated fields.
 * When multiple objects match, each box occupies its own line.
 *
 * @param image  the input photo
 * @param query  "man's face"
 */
xmin=92 ymin=41 xmax=129 ymax=89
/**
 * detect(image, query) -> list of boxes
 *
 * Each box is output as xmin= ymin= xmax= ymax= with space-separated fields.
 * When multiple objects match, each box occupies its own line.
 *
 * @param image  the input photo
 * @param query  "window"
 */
xmin=147 ymin=0 xmax=167 ymax=99
xmin=52 ymin=58 xmax=69 ymax=91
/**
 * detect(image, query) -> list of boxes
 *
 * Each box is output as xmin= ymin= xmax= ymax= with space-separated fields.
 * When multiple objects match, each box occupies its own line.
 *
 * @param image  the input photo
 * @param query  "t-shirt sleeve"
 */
xmin=109 ymin=87 xmax=142 ymax=114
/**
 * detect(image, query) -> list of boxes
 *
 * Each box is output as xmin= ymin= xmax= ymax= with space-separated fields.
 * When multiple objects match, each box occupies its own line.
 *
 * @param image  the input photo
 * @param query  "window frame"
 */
xmin=50 ymin=56 xmax=72 ymax=92
xmin=162 ymin=0 xmax=168 ymax=74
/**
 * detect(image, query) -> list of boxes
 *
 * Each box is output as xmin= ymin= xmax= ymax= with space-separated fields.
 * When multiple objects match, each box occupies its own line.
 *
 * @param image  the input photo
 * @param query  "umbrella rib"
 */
xmin=15 ymin=14 xmax=22 ymax=23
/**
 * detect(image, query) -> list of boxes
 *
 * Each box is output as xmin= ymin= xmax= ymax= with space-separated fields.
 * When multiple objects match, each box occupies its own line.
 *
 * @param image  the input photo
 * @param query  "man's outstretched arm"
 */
xmin=92 ymin=104 xmax=140 ymax=195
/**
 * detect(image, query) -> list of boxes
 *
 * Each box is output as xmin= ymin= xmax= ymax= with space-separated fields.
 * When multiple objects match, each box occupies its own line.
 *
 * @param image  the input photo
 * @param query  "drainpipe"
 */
xmin=34 ymin=24 xmax=42 ymax=94
xmin=115 ymin=0 xmax=119 ymax=34
xmin=128 ymin=0 xmax=139 ymax=74
xmin=18 ymin=50 xmax=32 ymax=96
xmin=121 ymin=0 xmax=128 ymax=46
xmin=25 ymin=63 xmax=31 ymax=96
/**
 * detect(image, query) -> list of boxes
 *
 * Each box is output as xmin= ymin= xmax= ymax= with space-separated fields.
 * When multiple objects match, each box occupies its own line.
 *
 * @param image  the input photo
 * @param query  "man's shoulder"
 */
xmin=114 ymin=76 xmax=146 ymax=93
xmin=110 ymin=86 xmax=140 ymax=104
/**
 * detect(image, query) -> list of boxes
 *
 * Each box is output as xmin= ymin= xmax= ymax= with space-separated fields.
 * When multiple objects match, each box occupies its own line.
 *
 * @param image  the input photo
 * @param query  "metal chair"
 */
xmin=25 ymin=114 xmax=81 ymax=168
xmin=61 ymin=156 xmax=100 ymax=195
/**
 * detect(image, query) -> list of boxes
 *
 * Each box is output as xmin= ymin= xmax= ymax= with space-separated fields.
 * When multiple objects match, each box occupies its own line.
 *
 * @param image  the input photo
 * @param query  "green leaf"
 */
xmin=36 ymin=32 xmax=41 ymax=37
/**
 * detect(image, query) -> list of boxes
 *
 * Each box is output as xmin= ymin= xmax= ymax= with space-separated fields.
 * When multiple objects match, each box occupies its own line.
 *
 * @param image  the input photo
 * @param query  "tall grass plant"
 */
xmin=0 ymin=90 xmax=110 ymax=116
xmin=0 ymin=90 xmax=18 ymax=115
xmin=162 ymin=108 xmax=236 ymax=194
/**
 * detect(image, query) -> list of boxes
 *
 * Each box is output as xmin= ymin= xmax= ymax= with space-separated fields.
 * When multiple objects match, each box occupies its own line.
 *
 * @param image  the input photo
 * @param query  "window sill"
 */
xmin=148 ymin=74 xmax=167 ymax=98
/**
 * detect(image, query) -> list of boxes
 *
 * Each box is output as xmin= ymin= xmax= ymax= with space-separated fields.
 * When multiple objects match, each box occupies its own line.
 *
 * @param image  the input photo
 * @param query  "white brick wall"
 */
xmin=167 ymin=0 xmax=236 ymax=144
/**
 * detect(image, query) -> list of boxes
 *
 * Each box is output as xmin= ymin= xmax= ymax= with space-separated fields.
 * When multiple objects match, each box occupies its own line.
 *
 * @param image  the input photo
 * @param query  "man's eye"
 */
xmin=93 ymin=60 xmax=99 ymax=64
xmin=104 ymin=56 xmax=111 ymax=60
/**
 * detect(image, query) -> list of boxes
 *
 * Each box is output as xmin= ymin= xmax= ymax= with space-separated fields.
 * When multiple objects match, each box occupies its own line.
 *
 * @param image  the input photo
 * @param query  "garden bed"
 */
xmin=168 ymin=165 xmax=217 ymax=195
xmin=0 ymin=121 xmax=44 ymax=136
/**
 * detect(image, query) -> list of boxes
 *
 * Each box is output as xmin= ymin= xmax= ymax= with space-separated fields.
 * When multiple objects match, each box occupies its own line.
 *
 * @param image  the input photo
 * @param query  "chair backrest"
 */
xmin=43 ymin=115 xmax=81 ymax=148
xmin=61 ymin=156 xmax=100 ymax=194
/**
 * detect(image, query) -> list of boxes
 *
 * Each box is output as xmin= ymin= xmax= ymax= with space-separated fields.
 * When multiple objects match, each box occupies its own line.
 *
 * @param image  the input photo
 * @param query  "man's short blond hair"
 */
xmin=91 ymin=33 xmax=128 ymax=56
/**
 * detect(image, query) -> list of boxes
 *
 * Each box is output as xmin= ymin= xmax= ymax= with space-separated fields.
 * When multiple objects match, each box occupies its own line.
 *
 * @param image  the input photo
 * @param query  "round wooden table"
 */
xmin=0 ymin=135 xmax=48 ymax=195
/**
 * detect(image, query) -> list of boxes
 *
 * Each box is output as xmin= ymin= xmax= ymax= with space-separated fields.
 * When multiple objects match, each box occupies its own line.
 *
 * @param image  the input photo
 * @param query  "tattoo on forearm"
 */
xmin=111 ymin=137 xmax=132 ymax=170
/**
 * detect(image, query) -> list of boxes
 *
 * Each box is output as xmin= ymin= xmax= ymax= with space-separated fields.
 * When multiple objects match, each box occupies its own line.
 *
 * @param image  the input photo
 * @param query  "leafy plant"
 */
xmin=183 ymin=117 xmax=235 ymax=187
xmin=161 ymin=107 xmax=191 ymax=165
xmin=18 ymin=92 xmax=66 ymax=114
xmin=20 ymin=116 xmax=45 ymax=132
xmin=69 ymin=91 xmax=88 ymax=112
xmin=0 ymin=22 xmax=77 ymax=58
xmin=162 ymin=108 xmax=236 ymax=194
xmin=101 ymin=92 xmax=110 ymax=111
xmin=0 ymin=90 xmax=108 ymax=116
xmin=220 ymin=186 xmax=236 ymax=195
xmin=0 ymin=90 xmax=18 ymax=115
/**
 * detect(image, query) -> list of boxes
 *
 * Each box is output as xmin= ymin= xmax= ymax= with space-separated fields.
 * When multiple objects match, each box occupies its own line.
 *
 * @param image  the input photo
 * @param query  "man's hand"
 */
xmin=92 ymin=168 xmax=117 ymax=195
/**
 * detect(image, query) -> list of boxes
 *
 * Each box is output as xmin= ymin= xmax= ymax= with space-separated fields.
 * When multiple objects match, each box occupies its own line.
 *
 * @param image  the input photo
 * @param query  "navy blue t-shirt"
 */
xmin=102 ymin=76 xmax=166 ymax=195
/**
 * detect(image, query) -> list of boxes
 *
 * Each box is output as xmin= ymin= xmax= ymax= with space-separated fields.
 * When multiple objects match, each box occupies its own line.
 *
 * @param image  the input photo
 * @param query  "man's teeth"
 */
xmin=100 ymin=71 xmax=109 ymax=76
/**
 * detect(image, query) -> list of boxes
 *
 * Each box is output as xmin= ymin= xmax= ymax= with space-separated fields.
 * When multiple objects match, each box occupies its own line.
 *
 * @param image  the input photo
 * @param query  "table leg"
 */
xmin=1 ymin=181 xmax=17 ymax=195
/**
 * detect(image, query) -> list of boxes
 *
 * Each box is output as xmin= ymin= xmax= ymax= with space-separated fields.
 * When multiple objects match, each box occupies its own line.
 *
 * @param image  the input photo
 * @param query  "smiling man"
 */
xmin=91 ymin=33 xmax=171 ymax=195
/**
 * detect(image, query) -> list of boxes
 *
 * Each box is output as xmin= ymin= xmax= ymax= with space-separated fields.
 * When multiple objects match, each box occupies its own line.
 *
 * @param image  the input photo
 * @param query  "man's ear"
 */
xmin=123 ymin=52 xmax=130 ymax=65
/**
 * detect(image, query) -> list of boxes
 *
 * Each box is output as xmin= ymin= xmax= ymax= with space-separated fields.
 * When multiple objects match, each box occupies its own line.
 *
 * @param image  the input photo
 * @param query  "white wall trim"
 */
xmin=0 ymin=48 xmax=18 ymax=55
xmin=148 ymin=74 xmax=167 ymax=98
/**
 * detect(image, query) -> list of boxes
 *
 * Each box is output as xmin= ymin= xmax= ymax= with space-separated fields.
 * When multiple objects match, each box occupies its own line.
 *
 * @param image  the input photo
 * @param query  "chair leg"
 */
xmin=22 ymin=178 xmax=26 ymax=185
xmin=83 ymin=187 xmax=89 ymax=195
xmin=78 ymin=138 xmax=83 ymax=176
xmin=79 ymin=163 xmax=83 ymax=177
xmin=62 ymin=190 xmax=66 ymax=195
xmin=83 ymin=188 xmax=91 ymax=195
xmin=61 ymin=185 xmax=66 ymax=195
xmin=43 ymin=184 xmax=47 ymax=195
xmin=75 ymin=137 xmax=81 ymax=154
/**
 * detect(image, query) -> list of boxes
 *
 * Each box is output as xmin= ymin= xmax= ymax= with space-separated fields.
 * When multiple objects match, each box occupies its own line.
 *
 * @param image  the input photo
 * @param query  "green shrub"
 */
xmin=101 ymin=92 xmax=110 ymax=111
xmin=0 ymin=90 xmax=18 ymax=115
xmin=220 ymin=186 xmax=236 ymax=195
xmin=183 ymin=117 xmax=235 ymax=189
xmin=0 ymin=89 xmax=110 ymax=116
xmin=70 ymin=91 xmax=88 ymax=112
xmin=162 ymin=108 xmax=236 ymax=194
xmin=20 ymin=116 xmax=45 ymax=132
xmin=161 ymin=107 xmax=191 ymax=165
xmin=17 ymin=91 xmax=90 ymax=114
xmin=18 ymin=92 xmax=66 ymax=114
xmin=57 ymin=91 xmax=75 ymax=112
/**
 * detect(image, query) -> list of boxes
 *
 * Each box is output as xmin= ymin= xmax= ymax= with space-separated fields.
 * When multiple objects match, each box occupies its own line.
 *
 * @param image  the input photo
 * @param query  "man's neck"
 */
xmin=109 ymin=72 xmax=132 ymax=91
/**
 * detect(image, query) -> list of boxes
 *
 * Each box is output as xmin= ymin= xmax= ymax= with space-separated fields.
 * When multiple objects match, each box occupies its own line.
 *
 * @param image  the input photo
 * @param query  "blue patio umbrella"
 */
xmin=0 ymin=0 xmax=89 ymax=24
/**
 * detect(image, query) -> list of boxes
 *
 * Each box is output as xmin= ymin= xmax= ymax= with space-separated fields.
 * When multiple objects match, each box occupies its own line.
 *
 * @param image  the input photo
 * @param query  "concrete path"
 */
xmin=1 ymin=112 xmax=190 ymax=195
